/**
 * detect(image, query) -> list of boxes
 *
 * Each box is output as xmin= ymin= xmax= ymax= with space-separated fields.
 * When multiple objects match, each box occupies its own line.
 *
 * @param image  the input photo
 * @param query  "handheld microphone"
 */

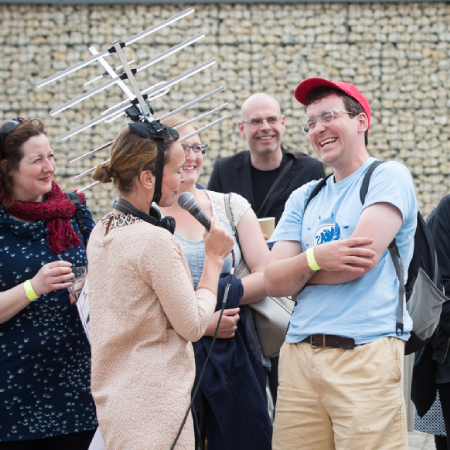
xmin=177 ymin=192 xmax=211 ymax=231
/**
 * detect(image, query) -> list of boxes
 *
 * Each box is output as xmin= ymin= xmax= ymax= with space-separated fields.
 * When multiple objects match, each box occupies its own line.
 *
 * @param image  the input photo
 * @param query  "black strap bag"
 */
xmin=65 ymin=191 xmax=89 ymax=247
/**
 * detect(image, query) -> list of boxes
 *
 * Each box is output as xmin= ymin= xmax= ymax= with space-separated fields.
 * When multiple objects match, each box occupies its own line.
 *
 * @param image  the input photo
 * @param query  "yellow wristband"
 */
xmin=24 ymin=280 xmax=39 ymax=301
xmin=306 ymin=247 xmax=321 ymax=271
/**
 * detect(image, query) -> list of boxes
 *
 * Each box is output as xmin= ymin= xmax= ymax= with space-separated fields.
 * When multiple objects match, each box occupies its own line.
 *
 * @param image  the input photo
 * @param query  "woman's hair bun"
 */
xmin=92 ymin=163 xmax=113 ymax=184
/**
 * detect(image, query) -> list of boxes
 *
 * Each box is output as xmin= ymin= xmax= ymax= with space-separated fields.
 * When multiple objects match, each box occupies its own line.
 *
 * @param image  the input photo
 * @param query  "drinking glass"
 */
xmin=68 ymin=266 xmax=87 ymax=302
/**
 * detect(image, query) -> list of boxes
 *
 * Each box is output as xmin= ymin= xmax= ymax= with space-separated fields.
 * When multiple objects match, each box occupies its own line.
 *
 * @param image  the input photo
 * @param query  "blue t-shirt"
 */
xmin=269 ymin=158 xmax=418 ymax=345
xmin=174 ymin=218 xmax=241 ymax=286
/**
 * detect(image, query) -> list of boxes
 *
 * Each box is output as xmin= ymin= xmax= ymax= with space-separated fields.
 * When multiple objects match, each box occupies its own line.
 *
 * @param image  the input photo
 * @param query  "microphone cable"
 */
xmin=170 ymin=250 xmax=236 ymax=450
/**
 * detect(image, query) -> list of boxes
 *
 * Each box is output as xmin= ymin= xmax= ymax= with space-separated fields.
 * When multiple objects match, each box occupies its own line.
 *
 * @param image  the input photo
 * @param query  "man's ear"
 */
xmin=139 ymin=170 xmax=155 ymax=191
xmin=357 ymin=113 xmax=369 ymax=133
xmin=238 ymin=121 xmax=246 ymax=138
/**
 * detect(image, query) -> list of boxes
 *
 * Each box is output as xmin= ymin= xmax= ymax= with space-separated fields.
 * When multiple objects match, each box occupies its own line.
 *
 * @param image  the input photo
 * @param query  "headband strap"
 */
xmin=152 ymin=139 xmax=165 ymax=205
xmin=128 ymin=121 xmax=178 ymax=205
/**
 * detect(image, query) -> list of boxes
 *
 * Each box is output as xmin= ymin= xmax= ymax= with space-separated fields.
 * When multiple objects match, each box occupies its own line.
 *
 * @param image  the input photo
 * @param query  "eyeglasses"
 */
xmin=242 ymin=116 xmax=281 ymax=128
xmin=0 ymin=117 xmax=24 ymax=152
xmin=182 ymin=144 xmax=208 ymax=156
xmin=301 ymin=110 xmax=353 ymax=135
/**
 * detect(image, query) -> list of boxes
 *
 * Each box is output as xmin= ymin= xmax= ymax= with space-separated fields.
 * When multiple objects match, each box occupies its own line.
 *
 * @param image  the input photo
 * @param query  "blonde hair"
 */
xmin=92 ymin=125 xmax=175 ymax=193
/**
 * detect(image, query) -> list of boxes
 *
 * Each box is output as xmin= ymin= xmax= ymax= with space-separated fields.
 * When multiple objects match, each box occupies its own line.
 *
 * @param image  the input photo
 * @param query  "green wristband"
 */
xmin=306 ymin=247 xmax=321 ymax=271
xmin=24 ymin=280 xmax=39 ymax=301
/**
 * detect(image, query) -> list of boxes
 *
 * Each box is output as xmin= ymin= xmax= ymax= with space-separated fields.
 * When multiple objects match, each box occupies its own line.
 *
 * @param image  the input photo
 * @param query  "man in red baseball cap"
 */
xmin=265 ymin=78 xmax=418 ymax=449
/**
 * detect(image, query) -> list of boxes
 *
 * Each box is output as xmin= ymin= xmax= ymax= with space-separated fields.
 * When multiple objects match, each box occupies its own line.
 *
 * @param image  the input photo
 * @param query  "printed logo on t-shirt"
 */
xmin=314 ymin=223 xmax=341 ymax=246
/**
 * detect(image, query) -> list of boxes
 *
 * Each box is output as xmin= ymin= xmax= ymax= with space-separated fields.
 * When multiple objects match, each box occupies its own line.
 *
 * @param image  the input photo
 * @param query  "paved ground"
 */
xmin=409 ymin=431 xmax=437 ymax=450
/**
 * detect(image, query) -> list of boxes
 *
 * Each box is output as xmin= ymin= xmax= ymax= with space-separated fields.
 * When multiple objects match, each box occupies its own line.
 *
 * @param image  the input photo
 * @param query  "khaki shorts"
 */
xmin=272 ymin=337 xmax=407 ymax=450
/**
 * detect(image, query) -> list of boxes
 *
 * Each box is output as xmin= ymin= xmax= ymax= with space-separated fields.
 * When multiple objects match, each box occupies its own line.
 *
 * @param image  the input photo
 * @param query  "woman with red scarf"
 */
xmin=0 ymin=118 xmax=97 ymax=449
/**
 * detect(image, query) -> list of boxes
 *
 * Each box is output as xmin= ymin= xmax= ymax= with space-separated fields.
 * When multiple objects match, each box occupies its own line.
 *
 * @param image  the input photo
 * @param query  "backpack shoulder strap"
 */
xmin=360 ymin=160 xmax=387 ymax=205
xmin=66 ymin=191 xmax=80 ymax=207
xmin=66 ymin=191 xmax=87 ymax=248
xmin=360 ymin=160 xmax=407 ymax=336
xmin=387 ymin=240 xmax=406 ymax=336
xmin=304 ymin=174 xmax=333 ymax=211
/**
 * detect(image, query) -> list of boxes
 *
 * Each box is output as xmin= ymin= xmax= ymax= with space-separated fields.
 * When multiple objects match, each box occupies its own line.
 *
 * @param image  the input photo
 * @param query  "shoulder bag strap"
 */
xmin=225 ymin=193 xmax=239 ymax=244
xmin=255 ymin=155 xmax=295 ymax=218
xmin=224 ymin=193 xmax=248 ymax=275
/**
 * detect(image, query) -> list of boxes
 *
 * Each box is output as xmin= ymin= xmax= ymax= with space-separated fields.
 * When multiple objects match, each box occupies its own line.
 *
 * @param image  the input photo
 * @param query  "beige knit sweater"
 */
xmin=87 ymin=213 xmax=216 ymax=450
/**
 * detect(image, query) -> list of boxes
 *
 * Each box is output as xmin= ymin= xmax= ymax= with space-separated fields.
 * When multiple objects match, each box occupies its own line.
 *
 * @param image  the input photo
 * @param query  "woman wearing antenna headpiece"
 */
xmin=0 ymin=118 xmax=98 ymax=448
xmin=160 ymin=115 xmax=273 ymax=450
xmin=86 ymin=120 xmax=234 ymax=450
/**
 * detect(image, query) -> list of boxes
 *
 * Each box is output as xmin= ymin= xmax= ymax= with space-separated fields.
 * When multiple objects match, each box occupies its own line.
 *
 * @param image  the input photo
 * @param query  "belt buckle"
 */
xmin=310 ymin=334 xmax=326 ymax=348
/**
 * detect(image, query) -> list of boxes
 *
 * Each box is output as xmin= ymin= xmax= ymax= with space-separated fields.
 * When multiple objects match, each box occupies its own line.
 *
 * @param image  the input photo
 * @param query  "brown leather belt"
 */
xmin=302 ymin=334 xmax=355 ymax=350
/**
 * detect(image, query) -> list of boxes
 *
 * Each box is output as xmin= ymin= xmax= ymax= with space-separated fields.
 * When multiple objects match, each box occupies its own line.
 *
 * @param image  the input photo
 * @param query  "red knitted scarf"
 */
xmin=1 ymin=181 xmax=86 ymax=254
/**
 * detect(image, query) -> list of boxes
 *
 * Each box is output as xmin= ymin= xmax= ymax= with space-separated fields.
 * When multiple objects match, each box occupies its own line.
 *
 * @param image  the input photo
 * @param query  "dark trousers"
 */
xmin=437 ymin=382 xmax=450 ymax=450
xmin=268 ymin=356 xmax=279 ymax=406
xmin=193 ymin=393 xmax=226 ymax=450
xmin=0 ymin=429 xmax=96 ymax=450
xmin=435 ymin=435 xmax=447 ymax=450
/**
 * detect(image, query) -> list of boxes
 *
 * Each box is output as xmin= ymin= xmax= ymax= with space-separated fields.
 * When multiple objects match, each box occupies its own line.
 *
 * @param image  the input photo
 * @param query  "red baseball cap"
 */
xmin=294 ymin=78 xmax=371 ymax=127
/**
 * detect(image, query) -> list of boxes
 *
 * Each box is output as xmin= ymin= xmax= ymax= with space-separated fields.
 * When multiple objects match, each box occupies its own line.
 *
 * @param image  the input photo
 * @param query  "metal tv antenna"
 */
xmin=36 ymin=7 xmax=228 ymax=192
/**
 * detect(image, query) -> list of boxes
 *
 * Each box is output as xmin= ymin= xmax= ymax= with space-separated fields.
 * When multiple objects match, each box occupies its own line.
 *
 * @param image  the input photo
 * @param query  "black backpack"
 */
xmin=66 ymin=191 xmax=89 ymax=248
xmin=305 ymin=160 xmax=447 ymax=354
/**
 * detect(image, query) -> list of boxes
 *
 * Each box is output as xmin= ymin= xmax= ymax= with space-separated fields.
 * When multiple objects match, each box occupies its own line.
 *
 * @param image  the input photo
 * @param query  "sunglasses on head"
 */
xmin=0 ymin=118 xmax=24 ymax=154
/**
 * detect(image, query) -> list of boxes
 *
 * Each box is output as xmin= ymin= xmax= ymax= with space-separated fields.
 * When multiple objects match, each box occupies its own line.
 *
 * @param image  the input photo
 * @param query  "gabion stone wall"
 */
xmin=1 ymin=2 xmax=449 ymax=220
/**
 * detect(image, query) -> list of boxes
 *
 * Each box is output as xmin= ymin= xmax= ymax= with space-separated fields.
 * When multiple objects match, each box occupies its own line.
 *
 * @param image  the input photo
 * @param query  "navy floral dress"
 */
xmin=0 ymin=200 xmax=98 ymax=441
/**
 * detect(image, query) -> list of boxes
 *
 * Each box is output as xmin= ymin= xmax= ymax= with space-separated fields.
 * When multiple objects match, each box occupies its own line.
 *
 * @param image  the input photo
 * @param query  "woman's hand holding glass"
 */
xmin=0 ymin=261 xmax=75 ymax=324
xmin=31 ymin=260 xmax=75 ymax=296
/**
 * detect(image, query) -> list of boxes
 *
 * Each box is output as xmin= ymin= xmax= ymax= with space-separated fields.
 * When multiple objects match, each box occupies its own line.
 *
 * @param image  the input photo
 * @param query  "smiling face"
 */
xmin=9 ymin=134 xmax=56 ymax=202
xmin=306 ymin=94 xmax=367 ymax=171
xmin=158 ymin=140 xmax=186 ymax=207
xmin=177 ymin=125 xmax=203 ymax=190
xmin=238 ymin=94 xmax=285 ymax=156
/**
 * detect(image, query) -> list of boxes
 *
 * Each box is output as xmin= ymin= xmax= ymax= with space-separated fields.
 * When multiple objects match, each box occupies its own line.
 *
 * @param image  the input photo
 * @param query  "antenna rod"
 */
xmin=172 ymin=104 xmax=228 ymax=130
xmin=61 ymin=59 xmax=216 ymax=140
xmin=36 ymin=7 xmax=195 ymax=88
xmin=69 ymin=141 xmax=114 ymax=164
xmin=156 ymin=86 xmax=226 ymax=122
xmin=49 ymin=33 xmax=205 ymax=116
xmin=73 ymin=159 xmax=110 ymax=180
xmin=84 ymin=59 xmax=135 ymax=87
xmin=113 ymin=41 xmax=151 ymax=119
xmin=179 ymin=116 xmax=228 ymax=143
xmin=88 ymin=47 xmax=135 ymax=99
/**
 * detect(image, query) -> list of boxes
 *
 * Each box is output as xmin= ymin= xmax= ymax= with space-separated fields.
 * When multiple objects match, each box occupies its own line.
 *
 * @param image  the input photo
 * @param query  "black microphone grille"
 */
xmin=177 ymin=192 xmax=196 ymax=211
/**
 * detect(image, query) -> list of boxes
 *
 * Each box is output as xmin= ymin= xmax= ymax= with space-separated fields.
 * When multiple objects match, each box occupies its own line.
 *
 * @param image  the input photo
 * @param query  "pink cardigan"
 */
xmin=87 ymin=214 xmax=216 ymax=450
